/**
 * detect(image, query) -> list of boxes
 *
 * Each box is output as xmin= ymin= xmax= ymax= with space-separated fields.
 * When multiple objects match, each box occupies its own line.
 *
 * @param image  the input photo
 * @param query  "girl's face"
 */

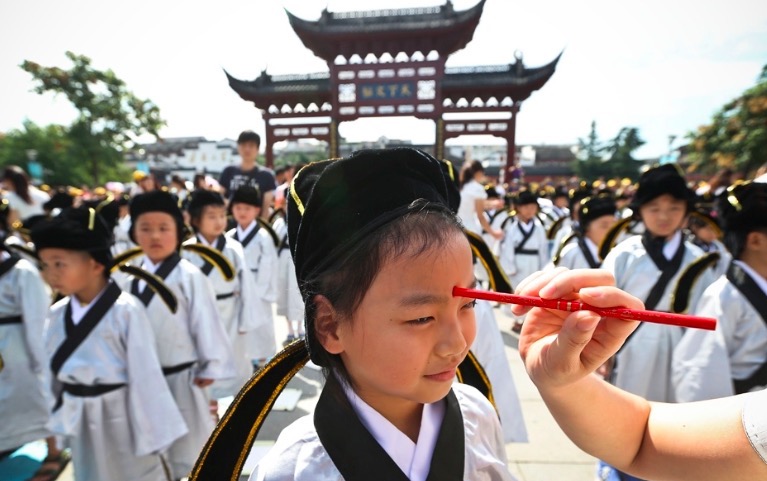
xmin=194 ymin=205 xmax=227 ymax=241
xmin=231 ymin=203 xmax=260 ymax=228
xmin=134 ymin=212 xmax=179 ymax=264
xmin=639 ymin=194 xmax=687 ymax=238
xmin=585 ymin=214 xmax=618 ymax=247
xmin=329 ymin=231 xmax=477 ymax=413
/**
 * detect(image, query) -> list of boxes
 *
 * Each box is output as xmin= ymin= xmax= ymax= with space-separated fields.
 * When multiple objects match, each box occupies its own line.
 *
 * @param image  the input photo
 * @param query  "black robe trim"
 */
xmin=50 ymin=281 xmax=123 ymax=409
xmin=641 ymin=231 xmax=686 ymax=311
xmin=131 ymin=253 xmax=182 ymax=307
xmin=0 ymin=254 xmax=20 ymax=280
xmin=199 ymin=236 xmax=227 ymax=276
xmin=726 ymin=262 xmax=767 ymax=393
xmin=514 ymin=222 xmax=535 ymax=254
xmin=465 ymin=230 xmax=512 ymax=293
xmin=315 ymin=375 xmax=465 ymax=481
xmin=577 ymin=236 xmax=601 ymax=268
xmin=232 ymin=223 xmax=260 ymax=249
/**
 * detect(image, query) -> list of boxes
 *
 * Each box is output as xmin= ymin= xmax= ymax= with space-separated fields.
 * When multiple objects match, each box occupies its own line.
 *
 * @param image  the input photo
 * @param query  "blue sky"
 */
xmin=1 ymin=0 xmax=765 ymax=159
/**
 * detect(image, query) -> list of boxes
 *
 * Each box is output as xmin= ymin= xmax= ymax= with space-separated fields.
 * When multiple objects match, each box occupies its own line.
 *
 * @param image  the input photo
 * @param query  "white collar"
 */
xmin=342 ymin=381 xmax=446 ymax=481
xmin=236 ymin=220 xmax=257 ymax=240
xmin=0 ymin=251 xmax=10 ymax=262
xmin=141 ymin=257 xmax=163 ymax=274
xmin=663 ymin=230 xmax=682 ymax=260
xmin=518 ymin=219 xmax=535 ymax=233
xmin=70 ymin=283 xmax=110 ymax=325
xmin=734 ymin=261 xmax=767 ymax=296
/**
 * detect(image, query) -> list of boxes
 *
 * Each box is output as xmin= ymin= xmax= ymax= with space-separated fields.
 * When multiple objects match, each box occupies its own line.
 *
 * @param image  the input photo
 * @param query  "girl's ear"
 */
xmin=313 ymin=294 xmax=344 ymax=355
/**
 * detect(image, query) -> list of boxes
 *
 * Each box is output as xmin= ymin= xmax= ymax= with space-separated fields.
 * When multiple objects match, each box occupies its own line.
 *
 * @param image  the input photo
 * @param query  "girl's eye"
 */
xmin=407 ymin=316 xmax=433 ymax=325
xmin=463 ymin=300 xmax=478 ymax=310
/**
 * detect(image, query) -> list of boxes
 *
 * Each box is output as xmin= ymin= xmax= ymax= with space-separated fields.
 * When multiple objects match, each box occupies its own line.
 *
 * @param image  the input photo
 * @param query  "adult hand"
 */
xmin=515 ymin=268 xmax=642 ymax=391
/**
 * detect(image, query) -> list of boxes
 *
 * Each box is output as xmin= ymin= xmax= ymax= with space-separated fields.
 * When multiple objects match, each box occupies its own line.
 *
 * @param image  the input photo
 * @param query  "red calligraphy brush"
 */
xmin=453 ymin=286 xmax=716 ymax=331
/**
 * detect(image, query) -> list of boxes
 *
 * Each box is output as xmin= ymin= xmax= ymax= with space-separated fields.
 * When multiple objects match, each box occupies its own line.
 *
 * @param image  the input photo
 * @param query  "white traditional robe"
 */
xmin=118 ymin=255 xmax=236 ymax=478
xmin=111 ymin=214 xmax=135 ymax=256
xmin=227 ymin=221 xmax=279 ymax=361
xmin=45 ymin=285 xmax=187 ymax=481
xmin=183 ymin=235 xmax=260 ymax=398
xmin=551 ymin=236 xmax=602 ymax=270
xmin=498 ymin=218 xmax=548 ymax=289
xmin=0 ymin=255 xmax=52 ymax=451
xmin=250 ymin=382 xmax=515 ymax=481
xmin=601 ymin=233 xmax=714 ymax=402
xmin=673 ymin=261 xmax=767 ymax=401
xmin=273 ymin=218 xmax=305 ymax=326
xmin=471 ymin=300 xmax=527 ymax=442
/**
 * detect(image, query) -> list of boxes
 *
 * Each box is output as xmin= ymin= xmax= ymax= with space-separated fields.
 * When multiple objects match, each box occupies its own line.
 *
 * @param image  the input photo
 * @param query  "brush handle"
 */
xmin=454 ymin=287 xmax=716 ymax=331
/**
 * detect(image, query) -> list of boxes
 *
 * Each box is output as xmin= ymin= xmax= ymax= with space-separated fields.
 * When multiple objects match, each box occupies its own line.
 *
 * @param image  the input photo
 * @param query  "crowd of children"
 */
xmin=0 ymin=145 xmax=765 ymax=481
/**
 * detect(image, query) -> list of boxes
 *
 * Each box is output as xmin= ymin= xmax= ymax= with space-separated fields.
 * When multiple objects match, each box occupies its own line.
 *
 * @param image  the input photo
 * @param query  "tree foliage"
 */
xmin=18 ymin=51 xmax=165 ymax=185
xmin=573 ymin=121 xmax=644 ymax=181
xmin=688 ymin=65 xmax=767 ymax=176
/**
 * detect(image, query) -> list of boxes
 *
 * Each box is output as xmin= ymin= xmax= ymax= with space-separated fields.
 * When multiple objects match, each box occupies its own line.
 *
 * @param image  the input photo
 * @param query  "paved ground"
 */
xmin=57 ymin=305 xmax=597 ymax=481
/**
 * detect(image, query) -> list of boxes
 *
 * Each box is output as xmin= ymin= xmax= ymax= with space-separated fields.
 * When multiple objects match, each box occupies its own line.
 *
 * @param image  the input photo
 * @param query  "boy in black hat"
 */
xmin=32 ymin=207 xmax=186 ymax=481
xmin=225 ymin=186 xmax=278 ymax=364
xmin=218 ymin=130 xmax=277 ymax=218
xmin=685 ymin=205 xmax=731 ymax=278
xmin=183 ymin=189 xmax=263 ymax=397
xmin=673 ymin=181 xmax=767 ymax=401
xmin=599 ymin=164 xmax=716 ymax=481
xmin=126 ymin=191 xmax=235 ymax=480
xmin=499 ymin=190 xmax=548 ymax=331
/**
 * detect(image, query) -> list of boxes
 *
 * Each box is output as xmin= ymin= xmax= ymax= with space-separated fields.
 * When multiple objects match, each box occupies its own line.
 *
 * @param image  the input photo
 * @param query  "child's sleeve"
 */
xmin=256 ymin=237 xmax=279 ymax=303
xmin=17 ymin=264 xmax=50 ymax=374
xmin=185 ymin=269 xmax=237 ymax=380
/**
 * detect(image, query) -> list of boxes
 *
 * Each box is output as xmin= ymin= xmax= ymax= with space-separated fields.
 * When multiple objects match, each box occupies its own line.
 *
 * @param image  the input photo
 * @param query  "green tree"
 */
xmin=688 ymin=65 xmax=767 ymax=176
xmin=0 ymin=120 xmax=91 ymax=185
xmin=573 ymin=121 xmax=609 ymax=180
xmin=20 ymin=51 xmax=165 ymax=185
xmin=603 ymin=127 xmax=645 ymax=180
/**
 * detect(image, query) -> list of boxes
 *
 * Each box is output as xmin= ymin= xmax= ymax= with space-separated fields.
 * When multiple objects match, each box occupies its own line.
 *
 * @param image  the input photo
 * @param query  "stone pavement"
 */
xmin=57 ymin=305 xmax=597 ymax=481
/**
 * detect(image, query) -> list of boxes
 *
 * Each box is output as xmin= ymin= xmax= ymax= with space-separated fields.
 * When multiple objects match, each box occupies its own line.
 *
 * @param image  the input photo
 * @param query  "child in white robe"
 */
xmin=183 ymin=189 xmax=260 ymax=398
xmin=673 ymin=181 xmax=767 ymax=401
xmin=552 ymin=194 xmax=617 ymax=270
xmin=226 ymin=186 xmax=278 ymax=365
xmin=272 ymin=215 xmax=305 ymax=346
xmin=127 ymin=191 xmax=236 ymax=480
xmin=190 ymin=149 xmax=516 ymax=481
xmin=0 ymin=214 xmax=53 ymax=457
xmin=600 ymin=164 xmax=716 ymax=481
xmin=32 ymin=207 xmax=186 ymax=481
xmin=499 ymin=191 xmax=548 ymax=332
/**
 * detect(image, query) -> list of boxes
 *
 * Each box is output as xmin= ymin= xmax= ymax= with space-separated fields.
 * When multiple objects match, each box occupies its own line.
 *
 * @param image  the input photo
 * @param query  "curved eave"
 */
xmin=225 ymin=70 xmax=331 ymax=109
xmin=285 ymin=0 xmax=485 ymax=62
xmin=443 ymin=52 xmax=561 ymax=102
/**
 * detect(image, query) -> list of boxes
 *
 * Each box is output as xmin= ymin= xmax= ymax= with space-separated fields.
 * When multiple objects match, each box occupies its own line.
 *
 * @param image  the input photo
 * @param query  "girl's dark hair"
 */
xmin=459 ymin=160 xmax=484 ymax=189
xmin=302 ymin=199 xmax=465 ymax=390
xmin=3 ymin=166 xmax=32 ymax=204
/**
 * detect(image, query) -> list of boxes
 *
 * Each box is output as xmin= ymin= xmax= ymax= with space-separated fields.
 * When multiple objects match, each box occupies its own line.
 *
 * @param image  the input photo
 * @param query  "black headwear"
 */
xmin=512 ymin=190 xmax=538 ymax=207
xmin=31 ymin=207 xmax=113 ymax=268
xmin=229 ymin=186 xmax=262 ymax=207
xmin=719 ymin=181 xmax=767 ymax=233
xmin=631 ymin=164 xmax=693 ymax=211
xmin=288 ymin=148 xmax=460 ymax=365
xmin=579 ymin=194 xmax=617 ymax=231
xmin=187 ymin=189 xmax=226 ymax=219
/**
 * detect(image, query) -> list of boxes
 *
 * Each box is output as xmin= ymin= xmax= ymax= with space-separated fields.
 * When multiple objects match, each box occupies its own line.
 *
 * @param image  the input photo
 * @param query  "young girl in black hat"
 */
xmin=191 ymin=148 xmax=516 ymax=481
xmin=184 ymin=189 xmax=264 ymax=391
xmin=125 ymin=191 xmax=235 ymax=480
xmin=673 ymin=181 xmax=767 ymax=401
xmin=552 ymin=194 xmax=618 ymax=269
xmin=599 ymin=164 xmax=717 ymax=481
xmin=226 ymin=186 xmax=279 ymax=367
xmin=32 ymin=207 xmax=186 ymax=481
